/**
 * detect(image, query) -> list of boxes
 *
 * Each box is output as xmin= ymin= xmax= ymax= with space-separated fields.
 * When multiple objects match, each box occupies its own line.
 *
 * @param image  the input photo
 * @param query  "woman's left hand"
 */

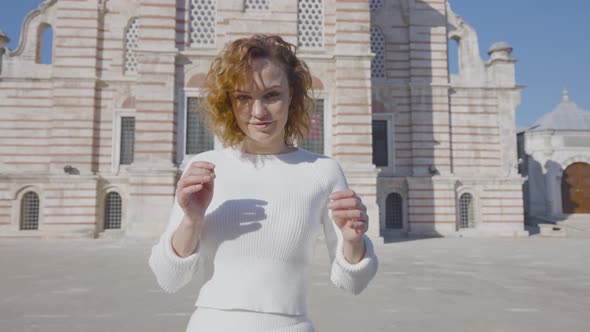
xmin=327 ymin=189 xmax=368 ymax=243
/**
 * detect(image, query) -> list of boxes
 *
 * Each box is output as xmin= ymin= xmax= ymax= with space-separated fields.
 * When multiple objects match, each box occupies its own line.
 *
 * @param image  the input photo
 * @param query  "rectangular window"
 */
xmin=120 ymin=117 xmax=135 ymax=165
xmin=372 ymin=113 xmax=395 ymax=175
xmin=186 ymin=97 xmax=214 ymax=155
xmin=372 ymin=119 xmax=388 ymax=167
xmin=300 ymin=99 xmax=324 ymax=154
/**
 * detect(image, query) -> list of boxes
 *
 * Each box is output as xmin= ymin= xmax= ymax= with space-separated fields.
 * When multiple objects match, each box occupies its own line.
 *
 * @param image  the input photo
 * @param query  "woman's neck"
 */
xmin=241 ymin=140 xmax=293 ymax=155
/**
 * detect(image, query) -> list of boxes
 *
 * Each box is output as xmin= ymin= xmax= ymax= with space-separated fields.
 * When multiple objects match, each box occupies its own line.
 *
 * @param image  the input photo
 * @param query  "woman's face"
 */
xmin=230 ymin=57 xmax=291 ymax=154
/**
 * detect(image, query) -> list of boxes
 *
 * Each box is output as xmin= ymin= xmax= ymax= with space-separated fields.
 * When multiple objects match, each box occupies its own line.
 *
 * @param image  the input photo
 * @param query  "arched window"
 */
xmin=385 ymin=193 xmax=403 ymax=229
xmin=370 ymin=26 xmax=385 ymax=78
xmin=37 ymin=23 xmax=53 ymax=64
xmin=124 ymin=18 xmax=140 ymax=74
xmin=458 ymin=193 xmax=474 ymax=229
xmin=20 ymin=192 xmax=40 ymax=230
xmin=297 ymin=0 xmax=324 ymax=48
xmin=104 ymin=192 xmax=122 ymax=229
xmin=245 ymin=0 xmax=269 ymax=11
xmin=189 ymin=0 xmax=217 ymax=47
xmin=448 ymin=37 xmax=460 ymax=75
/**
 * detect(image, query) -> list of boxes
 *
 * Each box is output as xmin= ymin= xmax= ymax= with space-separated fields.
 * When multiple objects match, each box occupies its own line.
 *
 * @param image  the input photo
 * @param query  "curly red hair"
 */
xmin=203 ymin=35 xmax=314 ymax=147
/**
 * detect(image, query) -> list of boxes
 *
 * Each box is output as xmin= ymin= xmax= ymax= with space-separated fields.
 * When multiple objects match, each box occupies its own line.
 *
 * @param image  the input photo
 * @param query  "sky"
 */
xmin=0 ymin=0 xmax=588 ymax=128
xmin=449 ymin=0 xmax=590 ymax=128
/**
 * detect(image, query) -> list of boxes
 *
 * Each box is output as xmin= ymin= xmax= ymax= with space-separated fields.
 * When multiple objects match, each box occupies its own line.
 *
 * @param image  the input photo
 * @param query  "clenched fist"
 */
xmin=327 ymin=189 xmax=368 ymax=243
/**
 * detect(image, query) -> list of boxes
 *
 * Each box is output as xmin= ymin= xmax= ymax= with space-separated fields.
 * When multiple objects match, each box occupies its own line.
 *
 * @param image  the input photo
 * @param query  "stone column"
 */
xmin=125 ymin=1 xmax=179 ymax=237
xmin=406 ymin=1 xmax=455 ymax=234
xmin=46 ymin=1 xmax=101 ymax=235
xmin=333 ymin=1 xmax=379 ymax=240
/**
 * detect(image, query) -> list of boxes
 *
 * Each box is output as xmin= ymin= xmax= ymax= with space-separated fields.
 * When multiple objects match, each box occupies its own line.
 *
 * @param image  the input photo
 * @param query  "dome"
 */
xmin=487 ymin=41 xmax=513 ymax=55
xmin=528 ymin=89 xmax=590 ymax=131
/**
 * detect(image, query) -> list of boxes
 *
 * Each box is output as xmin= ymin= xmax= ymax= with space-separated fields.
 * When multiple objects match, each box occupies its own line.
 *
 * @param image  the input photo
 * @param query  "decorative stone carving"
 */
xmin=370 ymin=0 xmax=383 ymax=12
xmin=244 ymin=0 xmax=269 ymax=11
xmin=298 ymin=0 xmax=324 ymax=48
xmin=124 ymin=18 xmax=140 ymax=74
xmin=189 ymin=0 xmax=217 ymax=47
xmin=370 ymin=26 xmax=385 ymax=78
xmin=6 ymin=0 xmax=57 ymax=58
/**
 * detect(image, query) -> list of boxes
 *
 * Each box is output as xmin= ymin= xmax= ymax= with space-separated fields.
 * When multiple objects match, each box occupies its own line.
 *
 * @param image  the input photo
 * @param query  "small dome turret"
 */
xmin=488 ymin=41 xmax=513 ymax=60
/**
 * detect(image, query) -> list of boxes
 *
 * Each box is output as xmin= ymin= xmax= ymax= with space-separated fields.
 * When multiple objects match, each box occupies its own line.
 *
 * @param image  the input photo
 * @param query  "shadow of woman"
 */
xmin=195 ymin=199 xmax=268 ymax=286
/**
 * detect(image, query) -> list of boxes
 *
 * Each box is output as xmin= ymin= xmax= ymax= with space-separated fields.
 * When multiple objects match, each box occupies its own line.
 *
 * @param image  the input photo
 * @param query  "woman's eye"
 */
xmin=236 ymin=95 xmax=250 ymax=102
xmin=265 ymin=92 xmax=280 ymax=99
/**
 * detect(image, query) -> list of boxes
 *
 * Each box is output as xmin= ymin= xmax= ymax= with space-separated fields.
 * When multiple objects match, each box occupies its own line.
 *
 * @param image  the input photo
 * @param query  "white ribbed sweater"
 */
xmin=148 ymin=147 xmax=378 ymax=315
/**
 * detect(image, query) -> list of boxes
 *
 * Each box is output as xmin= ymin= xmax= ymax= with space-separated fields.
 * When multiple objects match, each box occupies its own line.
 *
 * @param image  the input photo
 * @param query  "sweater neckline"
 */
xmin=224 ymin=145 xmax=304 ymax=165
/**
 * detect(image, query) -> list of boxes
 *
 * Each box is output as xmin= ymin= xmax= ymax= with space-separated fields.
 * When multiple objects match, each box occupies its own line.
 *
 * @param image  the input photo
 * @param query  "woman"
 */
xmin=149 ymin=35 xmax=378 ymax=332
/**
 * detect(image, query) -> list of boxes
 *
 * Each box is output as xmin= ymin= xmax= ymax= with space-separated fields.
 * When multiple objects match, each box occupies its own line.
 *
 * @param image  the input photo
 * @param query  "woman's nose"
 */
xmin=251 ymin=99 xmax=265 ymax=117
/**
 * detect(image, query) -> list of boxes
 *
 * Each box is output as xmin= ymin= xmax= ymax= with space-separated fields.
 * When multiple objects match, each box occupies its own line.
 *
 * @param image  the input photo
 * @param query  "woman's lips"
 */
xmin=250 ymin=121 xmax=272 ymax=128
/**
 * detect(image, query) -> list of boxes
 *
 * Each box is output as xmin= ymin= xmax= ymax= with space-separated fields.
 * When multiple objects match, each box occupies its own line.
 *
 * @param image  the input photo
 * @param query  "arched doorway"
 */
xmin=561 ymin=162 xmax=590 ymax=214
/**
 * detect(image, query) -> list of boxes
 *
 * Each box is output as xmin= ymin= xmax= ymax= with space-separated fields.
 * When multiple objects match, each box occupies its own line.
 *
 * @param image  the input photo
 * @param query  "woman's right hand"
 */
xmin=176 ymin=161 xmax=216 ymax=227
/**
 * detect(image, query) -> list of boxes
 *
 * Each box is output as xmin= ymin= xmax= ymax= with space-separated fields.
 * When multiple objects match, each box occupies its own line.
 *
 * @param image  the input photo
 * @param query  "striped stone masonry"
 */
xmin=0 ymin=0 xmax=526 ymax=238
xmin=331 ymin=0 xmax=379 ymax=238
xmin=48 ymin=80 xmax=99 ymax=174
xmin=372 ymin=0 xmax=526 ymax=237
xmin=54 ymin=0 xmax=100 ymax=77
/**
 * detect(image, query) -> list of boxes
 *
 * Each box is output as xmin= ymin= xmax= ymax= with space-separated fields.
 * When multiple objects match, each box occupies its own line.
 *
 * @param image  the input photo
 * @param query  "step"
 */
xmin=538 ymin=223 xmax=567 ymax=237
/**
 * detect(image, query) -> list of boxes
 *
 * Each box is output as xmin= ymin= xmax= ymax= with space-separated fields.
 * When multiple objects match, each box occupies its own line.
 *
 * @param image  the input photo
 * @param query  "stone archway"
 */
xmin=561 ymin=162 xmax=590 ymax=214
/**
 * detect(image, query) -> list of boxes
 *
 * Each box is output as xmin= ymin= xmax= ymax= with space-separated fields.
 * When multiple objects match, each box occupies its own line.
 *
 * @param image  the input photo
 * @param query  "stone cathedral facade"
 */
xmin=0 ymin=0 xmax=528 ymax=239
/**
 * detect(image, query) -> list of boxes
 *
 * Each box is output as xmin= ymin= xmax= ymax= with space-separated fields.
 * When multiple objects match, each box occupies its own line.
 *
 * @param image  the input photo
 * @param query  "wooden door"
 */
xmin=561 ymin=162 xmax=590 ymax=214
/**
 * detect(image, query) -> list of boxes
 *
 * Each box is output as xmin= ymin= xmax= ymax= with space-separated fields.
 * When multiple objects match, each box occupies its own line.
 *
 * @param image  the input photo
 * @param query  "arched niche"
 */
xmin=36 ymin=23 xmax=53 ymax=64
xmin=187 ymin=73 xmax=207 ymax=89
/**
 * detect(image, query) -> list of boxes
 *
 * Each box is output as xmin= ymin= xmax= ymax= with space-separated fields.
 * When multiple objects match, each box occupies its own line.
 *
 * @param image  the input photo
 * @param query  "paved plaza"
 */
xmin=2 ymin=228 xmax=590 ymax=332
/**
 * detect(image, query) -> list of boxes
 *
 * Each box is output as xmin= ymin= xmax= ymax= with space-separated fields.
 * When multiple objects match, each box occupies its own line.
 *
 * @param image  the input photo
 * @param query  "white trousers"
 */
xmin=185 ymin=306 xmax=315 ymax=332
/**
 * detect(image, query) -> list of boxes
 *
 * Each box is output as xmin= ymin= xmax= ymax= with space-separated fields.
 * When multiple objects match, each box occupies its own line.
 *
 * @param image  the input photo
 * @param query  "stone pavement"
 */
xmin=1 ymin=234 xmax=590 ymax=332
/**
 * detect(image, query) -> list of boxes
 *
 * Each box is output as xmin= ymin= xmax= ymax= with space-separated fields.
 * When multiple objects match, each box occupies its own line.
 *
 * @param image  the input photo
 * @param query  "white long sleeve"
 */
xmin=148 ymin=153 xmax=211 ymax=293
xmin=148 ymin=196 xmax=200 ymax=293
xmin=148 ymin=147 xmax=378 ymax=315
xmin=318 ymin=158 xmax=379 ymax=295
